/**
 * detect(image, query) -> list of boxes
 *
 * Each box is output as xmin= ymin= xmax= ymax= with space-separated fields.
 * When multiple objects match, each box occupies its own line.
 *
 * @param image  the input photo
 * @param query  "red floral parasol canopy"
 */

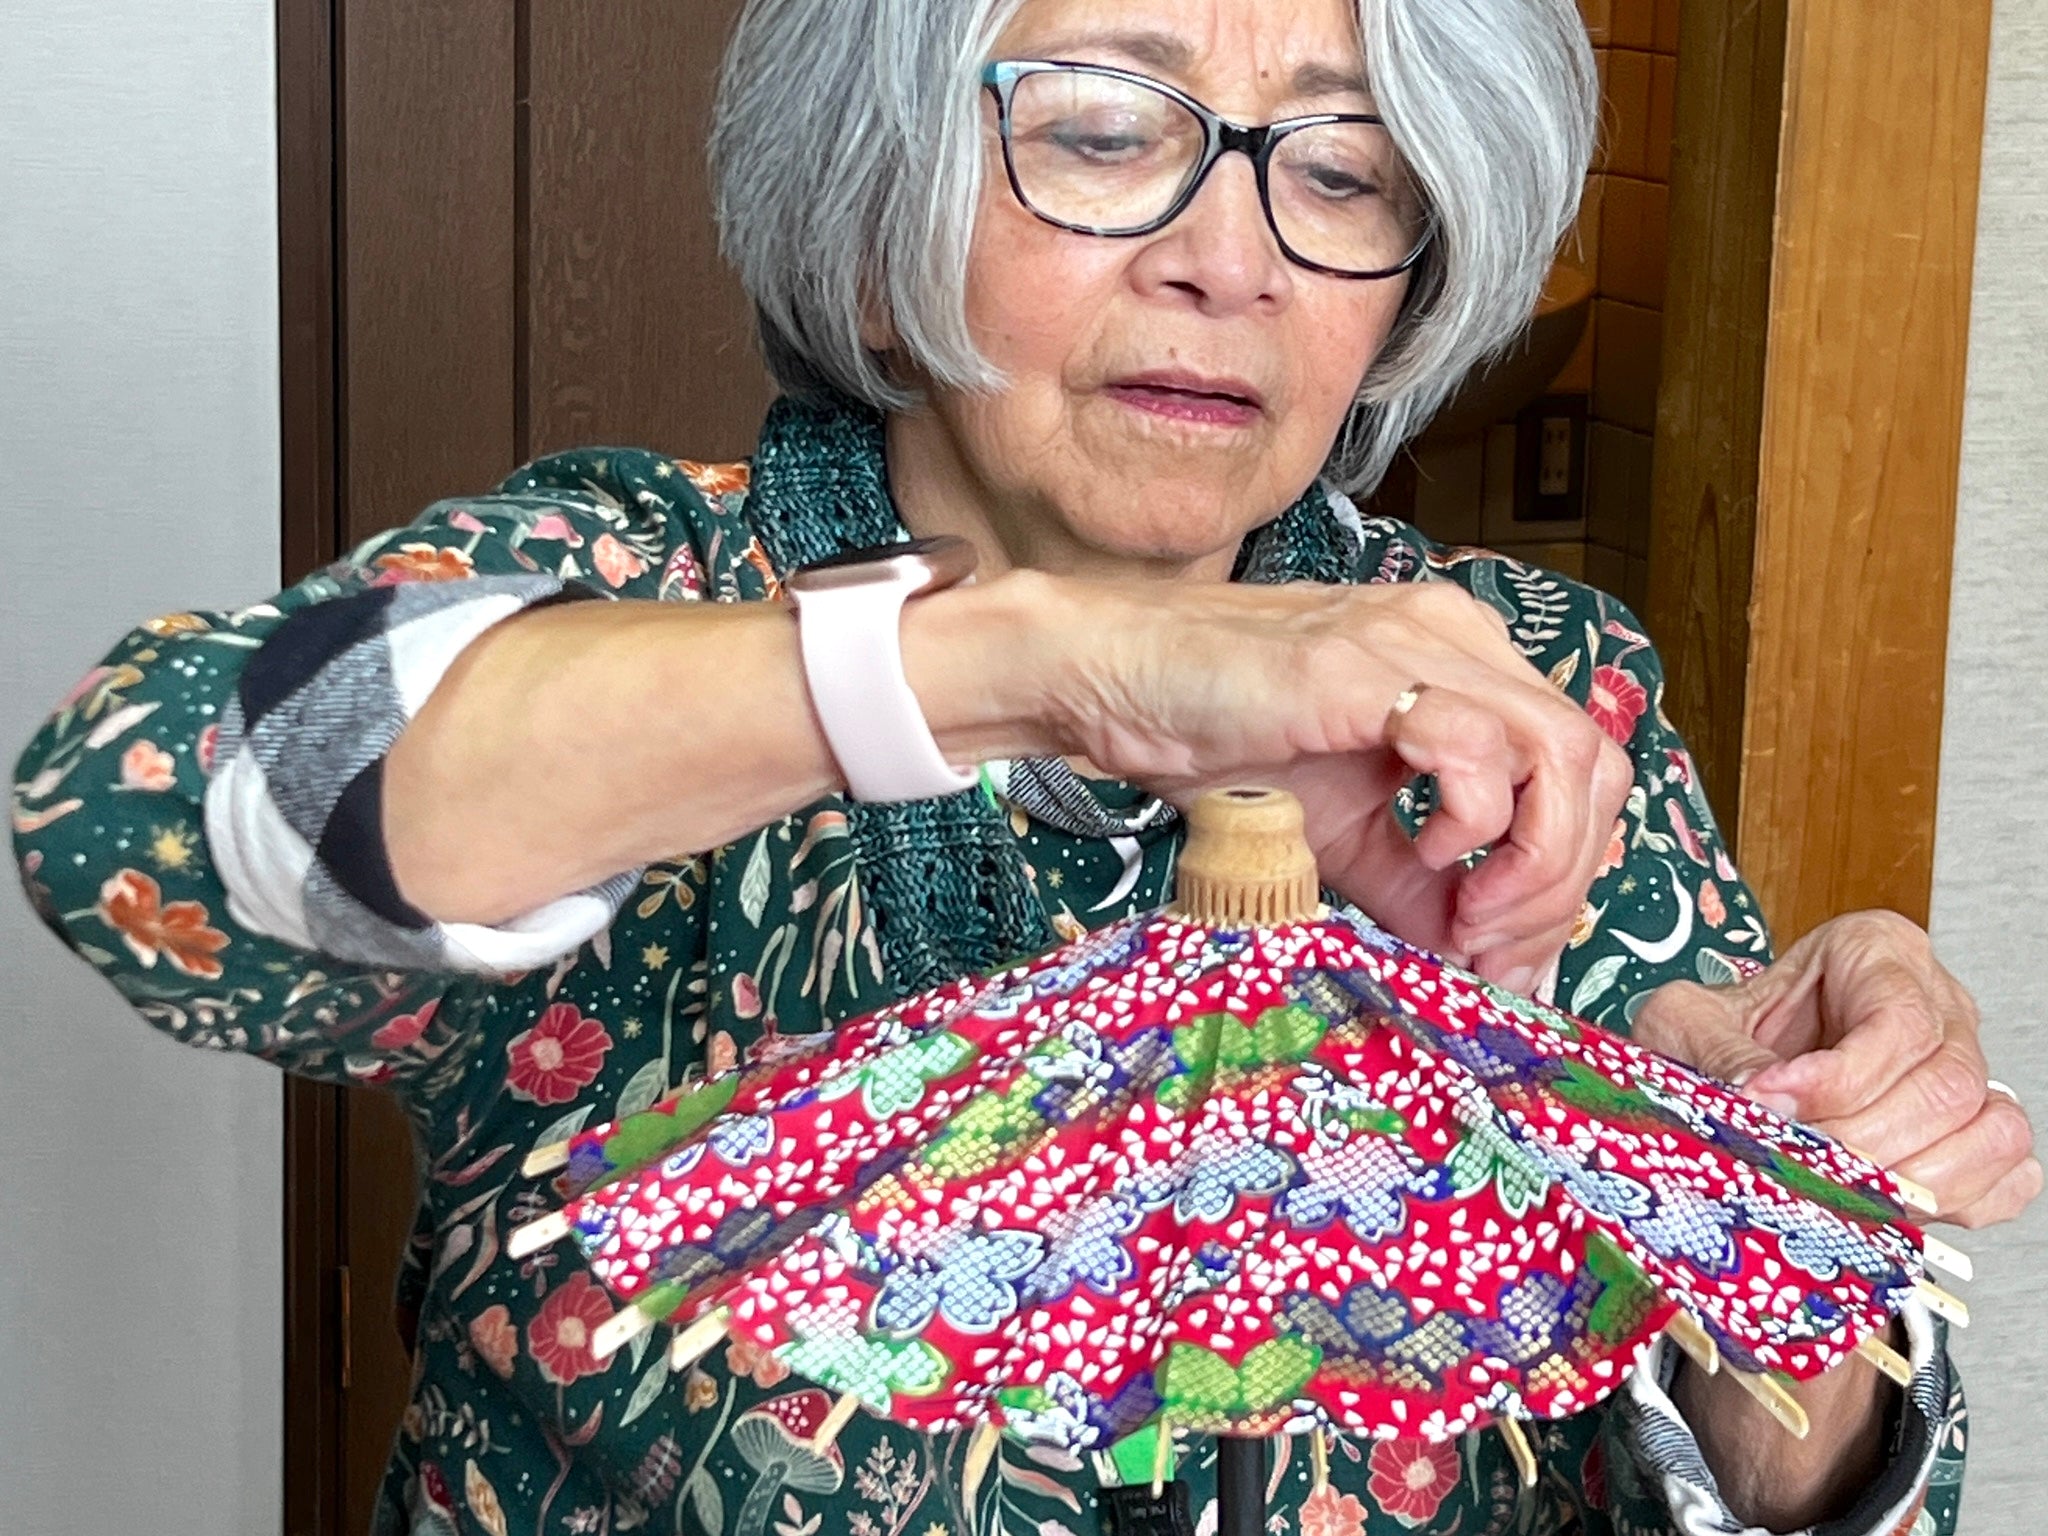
xmin=513 ymin=789 xmax=1946 ymax=1462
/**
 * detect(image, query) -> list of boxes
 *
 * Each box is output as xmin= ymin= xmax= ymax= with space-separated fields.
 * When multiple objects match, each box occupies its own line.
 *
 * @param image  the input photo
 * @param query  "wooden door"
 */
xmin=1645 ymin=0 xmax=1993 ymax=944
xmin=279 ymin=3 xmax=772 ymax=1532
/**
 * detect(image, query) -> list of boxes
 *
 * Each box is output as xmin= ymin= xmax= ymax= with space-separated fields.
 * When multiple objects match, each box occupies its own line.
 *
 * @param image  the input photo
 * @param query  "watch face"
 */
xmin=788 ymin=535 xmax=978 ymax=595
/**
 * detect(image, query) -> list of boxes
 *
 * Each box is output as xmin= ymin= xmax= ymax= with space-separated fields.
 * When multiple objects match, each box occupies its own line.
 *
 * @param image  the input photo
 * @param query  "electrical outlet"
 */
xmin=1505 ymin=393 xmax=1589 ymax=533
xmin=1539 ymin=417 xmax=1573 ymax=496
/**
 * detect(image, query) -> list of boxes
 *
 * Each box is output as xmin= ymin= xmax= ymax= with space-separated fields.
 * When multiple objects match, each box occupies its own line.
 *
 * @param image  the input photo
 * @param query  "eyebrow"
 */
xmin=1027 ymin=29 xmax=1373 ymax=106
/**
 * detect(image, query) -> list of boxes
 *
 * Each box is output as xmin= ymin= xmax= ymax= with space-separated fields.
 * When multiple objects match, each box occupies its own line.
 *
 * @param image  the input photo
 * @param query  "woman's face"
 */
xmin=897 ymin=0 xmax=1413 ymax=578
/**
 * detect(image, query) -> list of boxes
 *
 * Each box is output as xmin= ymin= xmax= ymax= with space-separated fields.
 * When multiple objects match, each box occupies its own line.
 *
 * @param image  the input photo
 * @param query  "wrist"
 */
xmin=1671 ymin=1333 xmax=1896 ymax=1530
xmin=899 ymin=567 xmax=1076 ymax=766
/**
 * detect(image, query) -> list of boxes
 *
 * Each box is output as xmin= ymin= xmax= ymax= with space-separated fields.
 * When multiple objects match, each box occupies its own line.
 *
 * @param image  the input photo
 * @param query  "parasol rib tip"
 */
xmin=1920 ymin=1233 xmax=1975 ymax=1284
xmin=521 ymin=1141 xmax=572 ymax=1179
xmin=1151 ymin=1417 xmax=1174 ymax=1499
xmin=1726 ymin=1369 xmax=1811 ymax=1439
xmin=1914 ymin=1279 xmax=1970 ymax=1329
xmin=1664 ymin=1310 xmax=1720 ymax=1375
xmin=812 ymin=1392 xmax=863 ymax=1456
xmin=1892 ymin=1174 xmax=1940 ymax=1216
xmin=508 ymin=1211 xmax=572 ymax=1259
xmin=1856 ymin=1335 xmax=1915 ymax=1388
xmin=667 ymin=1306 xmax=736 ymax=1371
xmin=1499 ymin=1418 xmax=1539 ymax=1488
xmin=592 ymin=1304 xmax=656 ymax=1362
xmin=1309 ymin=1427 xmax=1330 ymax=1494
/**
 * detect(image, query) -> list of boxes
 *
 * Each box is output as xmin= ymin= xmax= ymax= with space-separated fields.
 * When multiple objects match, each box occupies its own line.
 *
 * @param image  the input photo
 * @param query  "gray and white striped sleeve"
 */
xmin=1609 ymin=1298 xmax=1951 ymax=1536
xmin=204 ymin=574 xmax=641 ymax=975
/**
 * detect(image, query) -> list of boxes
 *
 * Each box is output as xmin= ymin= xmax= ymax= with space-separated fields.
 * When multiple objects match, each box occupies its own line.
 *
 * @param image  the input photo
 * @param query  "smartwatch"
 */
xmin=785 ymin=535 xmax=981 ymax=803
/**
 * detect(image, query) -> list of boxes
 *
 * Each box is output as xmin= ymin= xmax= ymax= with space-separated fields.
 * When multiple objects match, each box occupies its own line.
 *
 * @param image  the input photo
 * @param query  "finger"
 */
xmin=1453 ymin=714 xmax=1627 ymax=950
xmin=1879 ymin=1092 xmax=2035 ymax=1218
xmin=1743 ymin=961 xmax=1959 ymax=1121
xmin=1382 ymin=687 xmax=1523 ymax=871
xmin=1942 ymin=1155 xmax=2044 ymax=1230
xmin=1629 ymin=982 xmax=1788 ymax=1092
xmin=1811 ymin=1036 xmax=1992 ymax=1167
xmin=1469 ymin=930 xmax=1571 ymax=1001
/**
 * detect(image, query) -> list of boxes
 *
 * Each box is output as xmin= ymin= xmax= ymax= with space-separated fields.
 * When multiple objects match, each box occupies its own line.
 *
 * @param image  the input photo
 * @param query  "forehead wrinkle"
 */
xmin=1020 ymin=26 xmax=1195 ymax=75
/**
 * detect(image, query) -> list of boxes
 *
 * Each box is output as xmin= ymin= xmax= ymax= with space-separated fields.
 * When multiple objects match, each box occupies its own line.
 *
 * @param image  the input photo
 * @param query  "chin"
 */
xmin=1068 ymin=498 xmax=1263 ymax=568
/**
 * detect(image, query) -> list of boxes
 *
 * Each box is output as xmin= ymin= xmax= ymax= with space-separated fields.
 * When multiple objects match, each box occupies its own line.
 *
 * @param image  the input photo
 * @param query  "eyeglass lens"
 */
xmin=1003 ymin=67 xmax=1428 ymax=276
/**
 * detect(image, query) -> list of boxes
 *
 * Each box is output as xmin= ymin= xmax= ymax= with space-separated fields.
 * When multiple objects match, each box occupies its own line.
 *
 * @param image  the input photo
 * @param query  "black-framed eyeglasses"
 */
xmin=982 ymin=60 xmax=1433 ymax=281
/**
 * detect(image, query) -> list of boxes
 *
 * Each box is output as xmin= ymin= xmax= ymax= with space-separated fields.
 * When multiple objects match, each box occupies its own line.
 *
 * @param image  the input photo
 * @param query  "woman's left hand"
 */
xmin=1630 ymin=911 xmax=2036 ymax=1529
xmin=1632 ymin=909 xmax=2039 ymax=1227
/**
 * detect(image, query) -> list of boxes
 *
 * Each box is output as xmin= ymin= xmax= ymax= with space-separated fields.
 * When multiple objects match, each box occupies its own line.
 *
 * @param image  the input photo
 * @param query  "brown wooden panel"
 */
xmin=525 ymin=0 xmax=773 ymax=464
xmin=341 ymin=1090 xmax=426 ymax=1536
xmin=341 ymin=0 xmax=519 ymax=545
xmin=1736 ymin=0 xmax=1991 ymax=943
xmin=1644 ymin=0 xmax=1788 ymax=845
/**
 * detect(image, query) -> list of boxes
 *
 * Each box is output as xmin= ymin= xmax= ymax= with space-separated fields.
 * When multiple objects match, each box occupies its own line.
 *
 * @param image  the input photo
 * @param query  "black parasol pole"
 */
xmin=1216 ymin=1435 xmax=1267 ymax=1536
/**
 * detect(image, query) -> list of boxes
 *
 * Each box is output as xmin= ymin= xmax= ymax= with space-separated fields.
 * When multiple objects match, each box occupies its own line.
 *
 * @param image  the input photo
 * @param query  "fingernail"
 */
xmin=1728 ymin=1068 xmax=1800 ymax=1118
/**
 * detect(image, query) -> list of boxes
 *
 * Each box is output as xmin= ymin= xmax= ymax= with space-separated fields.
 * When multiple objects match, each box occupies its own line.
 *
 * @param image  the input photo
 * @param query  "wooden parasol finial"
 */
xmin=1169 ymin=787 xmax=1324 ymax=928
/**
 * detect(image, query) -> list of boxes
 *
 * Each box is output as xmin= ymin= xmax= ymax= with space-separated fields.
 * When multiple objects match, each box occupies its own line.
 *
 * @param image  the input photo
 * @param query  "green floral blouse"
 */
xmin=10 ymin=397 xmax=1964 ymax=1536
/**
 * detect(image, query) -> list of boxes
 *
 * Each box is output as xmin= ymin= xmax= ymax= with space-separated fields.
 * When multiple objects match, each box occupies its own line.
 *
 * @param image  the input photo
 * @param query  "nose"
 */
xmin=1127 ymin=151 xmax=1294 ymax=317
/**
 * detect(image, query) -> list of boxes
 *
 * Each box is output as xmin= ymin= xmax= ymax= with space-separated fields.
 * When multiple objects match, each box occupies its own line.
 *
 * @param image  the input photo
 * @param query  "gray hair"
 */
xmin=712 ymin=0 xmax=1597 ymax=496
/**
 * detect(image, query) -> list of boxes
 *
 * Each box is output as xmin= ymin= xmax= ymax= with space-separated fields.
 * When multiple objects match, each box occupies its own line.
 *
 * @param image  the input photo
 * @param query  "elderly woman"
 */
xmin=12 ymin=0 xmax=2032 ymax=1532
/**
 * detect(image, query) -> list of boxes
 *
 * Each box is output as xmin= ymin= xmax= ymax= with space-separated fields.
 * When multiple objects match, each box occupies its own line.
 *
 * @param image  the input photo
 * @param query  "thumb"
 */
xmin=1630 ymin=982 xmax=1799 ymax=1114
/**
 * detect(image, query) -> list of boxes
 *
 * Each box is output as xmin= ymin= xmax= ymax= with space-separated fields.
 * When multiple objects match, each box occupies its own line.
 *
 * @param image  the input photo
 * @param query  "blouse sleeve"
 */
xmin=10 ymin=448 xmax=740 ymax=1094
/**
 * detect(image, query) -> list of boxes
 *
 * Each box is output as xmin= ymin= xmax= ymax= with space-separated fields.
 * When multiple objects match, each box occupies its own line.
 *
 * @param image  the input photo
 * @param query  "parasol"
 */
xmin=511 ymin=787 xmax=1969 ymax=1531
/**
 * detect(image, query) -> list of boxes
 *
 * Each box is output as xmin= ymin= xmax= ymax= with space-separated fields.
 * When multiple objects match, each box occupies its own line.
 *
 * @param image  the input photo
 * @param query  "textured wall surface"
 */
xmin=1932 ymin=0 xmax=2048 ymax=1524
xmin=0 ymin=4 xmax=284 ymax=1531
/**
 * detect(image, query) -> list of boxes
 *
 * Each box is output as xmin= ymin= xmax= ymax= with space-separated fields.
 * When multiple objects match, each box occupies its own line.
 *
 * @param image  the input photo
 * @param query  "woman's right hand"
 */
xmin=1021 ymin=572 xmax=1635 ymax=995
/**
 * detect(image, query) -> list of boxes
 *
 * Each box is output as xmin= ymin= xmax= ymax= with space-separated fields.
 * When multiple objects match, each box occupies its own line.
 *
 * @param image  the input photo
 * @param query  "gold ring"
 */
xmin=1390 ymin=687 xmax=1423 ymax=717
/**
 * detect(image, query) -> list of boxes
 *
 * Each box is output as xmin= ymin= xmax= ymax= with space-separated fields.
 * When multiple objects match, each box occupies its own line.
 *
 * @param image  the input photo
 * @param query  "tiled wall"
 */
xmin=1581 ymin=0 xmax=1678 ymax=610
xmin=1394 ymin=0 xmax=1679 ymax=613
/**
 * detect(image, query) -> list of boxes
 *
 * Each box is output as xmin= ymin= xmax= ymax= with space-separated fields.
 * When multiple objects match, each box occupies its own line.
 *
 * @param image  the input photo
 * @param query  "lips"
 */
xmin=1103 ymin=370 xmax=1266 ymax=427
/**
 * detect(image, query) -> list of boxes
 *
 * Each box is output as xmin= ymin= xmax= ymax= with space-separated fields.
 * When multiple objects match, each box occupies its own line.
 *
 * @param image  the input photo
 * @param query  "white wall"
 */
xmin=0 ymin=4 xmax=283 ymax=1533
xmin=1933 ymin=0 xmax=2048 ymax=1525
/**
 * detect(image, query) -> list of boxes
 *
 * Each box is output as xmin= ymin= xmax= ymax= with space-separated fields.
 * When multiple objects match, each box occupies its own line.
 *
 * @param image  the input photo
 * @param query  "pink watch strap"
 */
xmin=794 ymin=567 xmax=979 ymax=804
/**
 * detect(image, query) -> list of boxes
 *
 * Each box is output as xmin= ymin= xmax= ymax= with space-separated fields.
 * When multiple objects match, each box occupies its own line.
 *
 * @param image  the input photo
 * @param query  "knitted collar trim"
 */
xmin=742 ymin=392 xmax=1361 ymax=995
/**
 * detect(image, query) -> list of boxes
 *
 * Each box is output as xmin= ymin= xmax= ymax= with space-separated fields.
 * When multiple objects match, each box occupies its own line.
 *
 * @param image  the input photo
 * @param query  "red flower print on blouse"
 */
xmin=1699 ymin=879 xmax=1728 ymax=929
xmin=675 ymin=459 xmax=751 ymax=498
xmin=120 ymin=740 xmax=177 ymax=791
xmin=97 ymin=869 xmax=229 ymax=979
xmin=592 ymin=533 xmax=648 ymax=588
xmin=528 ymin=1272 xmax=612 ymax=1385
xmin=1586 ymin=663 xmax=1649 ymax=745
xmin=371 ymin=998 xmax=439 ymax=1052
xmin=469 ymin=1303 xmax=518 ymax=1379
xmin=1300 ymin=1484 xmax=1370 ymax=1536
xmin=373 ymin=543 xmax=476 ymax=584
xmin=196 ymin=723 xmax=220 ymax=774
xmin=742 ymin=538 xmax=785 ymax=601
xmin=724 ymin=1334 xmax=791 ymax=1389
xmin=1366 ymin=1437 xmax=1461 ymax=1525
xmin=1581 ymin=1438 xmax=1608 ymax=1510
xmin=506 ymin=1002 xmax=612 ymax=1106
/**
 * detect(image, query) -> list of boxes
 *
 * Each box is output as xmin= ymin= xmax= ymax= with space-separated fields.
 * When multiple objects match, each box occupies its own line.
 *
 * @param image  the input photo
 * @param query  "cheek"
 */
xmin=960 ymin=187 xmax=1124 ymax=387
xmin=1286 ymin=281 xmax=1411 ymax=431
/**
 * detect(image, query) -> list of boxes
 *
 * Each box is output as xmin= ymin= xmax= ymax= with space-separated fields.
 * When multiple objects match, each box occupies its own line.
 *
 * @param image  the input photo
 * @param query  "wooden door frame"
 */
xmin=277 ymin=0 xmax=348 ymax=1531
xmin=1647 ymin=0 xmax=1995 ymax=946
